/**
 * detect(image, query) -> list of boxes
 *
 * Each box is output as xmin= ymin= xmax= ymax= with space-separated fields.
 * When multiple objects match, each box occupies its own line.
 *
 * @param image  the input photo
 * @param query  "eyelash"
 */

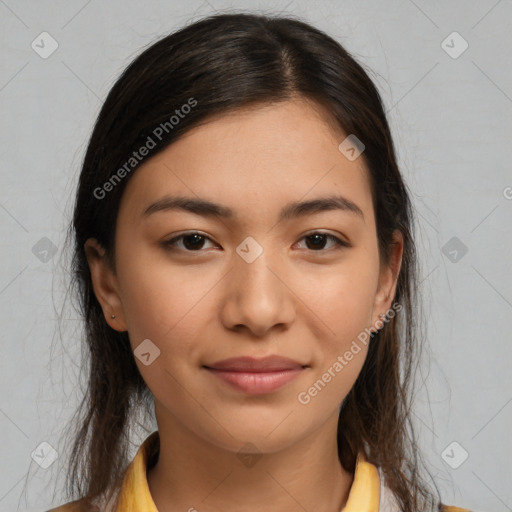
xmin=162 ymin=231 xmax=349 ymax=253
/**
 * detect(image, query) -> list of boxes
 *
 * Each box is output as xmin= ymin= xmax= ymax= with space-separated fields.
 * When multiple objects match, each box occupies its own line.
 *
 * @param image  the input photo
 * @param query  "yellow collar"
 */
xmin=114 ymin=431 xmax=381 ymax=512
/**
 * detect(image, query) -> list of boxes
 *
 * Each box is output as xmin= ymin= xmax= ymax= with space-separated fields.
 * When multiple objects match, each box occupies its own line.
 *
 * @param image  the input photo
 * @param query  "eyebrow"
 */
xmin=142 ymin=194 xmax=365 ymax=222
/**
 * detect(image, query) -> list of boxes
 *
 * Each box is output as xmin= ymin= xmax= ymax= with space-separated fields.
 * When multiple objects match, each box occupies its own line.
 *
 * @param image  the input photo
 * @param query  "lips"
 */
xmin=206 ymin=355 xmax=305 ymax=372
xmin=204 ymin=356 xmax=307 ymax=395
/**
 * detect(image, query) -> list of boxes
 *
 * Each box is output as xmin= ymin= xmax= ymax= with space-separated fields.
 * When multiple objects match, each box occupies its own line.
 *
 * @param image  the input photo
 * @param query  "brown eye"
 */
xmin=296 ymin=232 xmax=349 ymax=251
xmin=163 ymin=232 xmax=217 ymax=252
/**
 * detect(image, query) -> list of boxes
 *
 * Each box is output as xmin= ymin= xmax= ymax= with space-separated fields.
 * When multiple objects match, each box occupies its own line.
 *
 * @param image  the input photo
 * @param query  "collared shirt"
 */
xmin=47 ymin=431 xmax=470 ymax=512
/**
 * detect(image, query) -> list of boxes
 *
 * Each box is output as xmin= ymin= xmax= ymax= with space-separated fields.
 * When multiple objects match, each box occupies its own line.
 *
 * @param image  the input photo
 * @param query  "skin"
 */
xmin=85 ymin=97 xmax=403 ymax=512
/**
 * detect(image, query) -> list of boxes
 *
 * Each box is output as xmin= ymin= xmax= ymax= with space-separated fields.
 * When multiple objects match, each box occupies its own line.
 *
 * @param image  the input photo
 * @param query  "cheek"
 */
xmin=116 ymin=247 xmax=216 ymax=343
xmin=293 ymin=254 xmax=377 ymax=409
xmin=302 ymin=257 xmax=379 ymax=345
xmin=114 ymin=249 xmax=226 ymax=404
xmin=297 ymin=290 xmax=371 ymax=414
xmin=116 ymin=252 xmax=212 ymax=403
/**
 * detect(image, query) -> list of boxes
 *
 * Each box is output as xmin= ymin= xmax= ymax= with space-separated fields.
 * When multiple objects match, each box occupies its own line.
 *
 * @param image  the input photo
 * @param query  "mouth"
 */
xmin=204 ymin=356 xmax=308 ymax=395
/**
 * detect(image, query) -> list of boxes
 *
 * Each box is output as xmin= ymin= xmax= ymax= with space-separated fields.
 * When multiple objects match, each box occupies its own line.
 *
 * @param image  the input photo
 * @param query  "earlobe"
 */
xmin=84 ymin=238 xmax=127 ymax=332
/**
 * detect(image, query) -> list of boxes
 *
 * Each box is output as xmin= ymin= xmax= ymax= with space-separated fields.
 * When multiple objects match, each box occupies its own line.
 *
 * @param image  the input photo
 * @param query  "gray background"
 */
xmin=1 ymin=1 xmax=511 ymax=511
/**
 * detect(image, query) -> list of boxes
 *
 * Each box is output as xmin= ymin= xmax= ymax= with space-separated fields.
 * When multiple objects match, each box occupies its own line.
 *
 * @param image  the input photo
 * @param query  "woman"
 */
xmin=48 ymin=12 xmax=470 ymax=512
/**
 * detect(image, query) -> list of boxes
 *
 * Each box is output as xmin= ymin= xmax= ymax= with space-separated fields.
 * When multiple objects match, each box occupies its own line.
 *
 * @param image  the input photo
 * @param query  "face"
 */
xmin=85 ymin=98 xmax=402 ymax=454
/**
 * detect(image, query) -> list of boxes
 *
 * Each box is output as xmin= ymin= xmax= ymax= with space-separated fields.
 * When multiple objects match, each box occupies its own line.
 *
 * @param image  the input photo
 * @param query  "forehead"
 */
xmin=117 ymin=98 xmax=374 ymax=228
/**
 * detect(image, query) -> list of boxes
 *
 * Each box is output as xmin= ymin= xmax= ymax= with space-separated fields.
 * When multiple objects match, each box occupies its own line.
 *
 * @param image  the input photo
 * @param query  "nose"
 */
xmin=219 ymin=245 xmax=296 ymax=338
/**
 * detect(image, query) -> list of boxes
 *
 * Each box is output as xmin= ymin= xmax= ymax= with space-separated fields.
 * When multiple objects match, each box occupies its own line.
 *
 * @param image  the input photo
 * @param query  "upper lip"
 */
xmin=205 ymin=356 xmax=306 ymax=372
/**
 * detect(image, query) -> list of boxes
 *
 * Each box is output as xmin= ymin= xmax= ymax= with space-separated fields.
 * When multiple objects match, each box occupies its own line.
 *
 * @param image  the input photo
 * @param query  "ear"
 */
xmin=370 ymin=229 xmax=403 ymax=331
xmin=84 ymin=238 xmax=127 ymax=332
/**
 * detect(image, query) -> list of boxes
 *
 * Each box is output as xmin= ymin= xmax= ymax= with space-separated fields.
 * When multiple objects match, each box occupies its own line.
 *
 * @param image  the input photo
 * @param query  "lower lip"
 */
xmin=206 ymin=368 xmax=304 ymax=395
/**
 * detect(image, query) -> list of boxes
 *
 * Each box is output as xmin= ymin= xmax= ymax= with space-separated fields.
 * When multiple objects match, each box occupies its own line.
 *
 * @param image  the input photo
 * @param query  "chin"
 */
xmin=196 ymin=411 xmax=311 ymax=454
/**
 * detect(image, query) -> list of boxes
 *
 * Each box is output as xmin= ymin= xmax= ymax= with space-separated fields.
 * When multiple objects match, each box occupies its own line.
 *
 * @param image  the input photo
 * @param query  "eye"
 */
xmin=295 ymin=231 xmax=349 ymax=251
xmin=162 ymin=231 xmax=218 ymax=252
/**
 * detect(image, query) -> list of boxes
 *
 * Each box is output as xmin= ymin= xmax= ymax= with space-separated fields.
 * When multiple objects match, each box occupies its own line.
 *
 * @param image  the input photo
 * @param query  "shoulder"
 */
xmin=377 ymin=464 xmax=471 ymax=512
xmin=46 ymin=497 xmax=100 ymax=512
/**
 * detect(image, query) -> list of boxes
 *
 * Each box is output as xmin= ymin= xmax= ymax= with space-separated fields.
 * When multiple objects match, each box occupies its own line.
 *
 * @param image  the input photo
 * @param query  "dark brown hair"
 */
xmin=61 ymin=11 xmax=444 ymax=511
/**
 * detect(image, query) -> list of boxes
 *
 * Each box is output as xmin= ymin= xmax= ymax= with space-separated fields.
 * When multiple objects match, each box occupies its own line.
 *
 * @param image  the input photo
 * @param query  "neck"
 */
xmin=147 ymin=410 xmax=354 ymax=512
